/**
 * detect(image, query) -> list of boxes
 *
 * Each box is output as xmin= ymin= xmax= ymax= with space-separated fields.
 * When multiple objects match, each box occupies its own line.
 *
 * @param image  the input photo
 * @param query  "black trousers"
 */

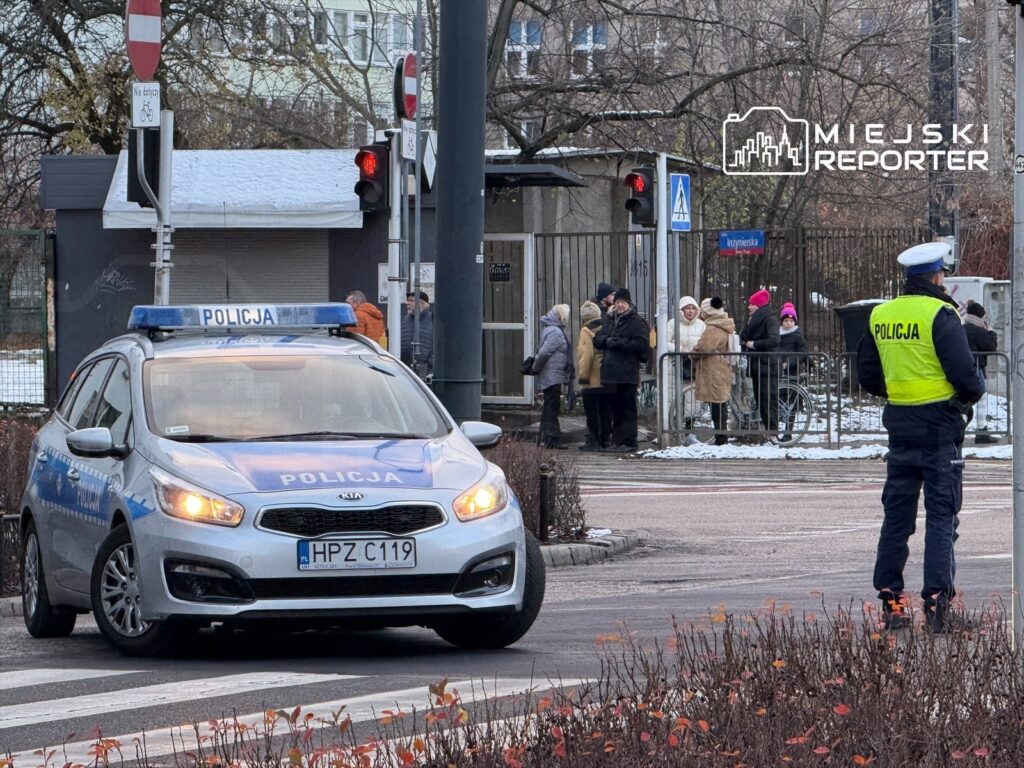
xmin=582 ymin=389 xmax=612 ymax=447
xmin=710 ymin=401 xmax=728 ymax=444
xmin=539 ymin=384 xmax=562 ymax=447
xmin=608 ymin=383 xmax=639 ymax=448
xmin=874 ymin=443 xmax=964 ymax=607
xmin=751 ymin=365 xmax=779 ymax=433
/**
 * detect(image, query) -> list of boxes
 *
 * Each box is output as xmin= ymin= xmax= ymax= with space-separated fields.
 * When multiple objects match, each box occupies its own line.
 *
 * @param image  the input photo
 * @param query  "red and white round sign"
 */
xmin=126 ymin=0 xmax=162 ymax=82
xmin=393 ymin=53 xmax=417 ymax=120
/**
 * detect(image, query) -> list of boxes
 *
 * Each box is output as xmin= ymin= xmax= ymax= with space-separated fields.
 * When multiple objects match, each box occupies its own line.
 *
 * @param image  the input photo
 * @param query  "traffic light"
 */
xmin=354 ymin=144 xmax=390 ymax=213
xmin=624 ymin=167 xmax=655 ymax=227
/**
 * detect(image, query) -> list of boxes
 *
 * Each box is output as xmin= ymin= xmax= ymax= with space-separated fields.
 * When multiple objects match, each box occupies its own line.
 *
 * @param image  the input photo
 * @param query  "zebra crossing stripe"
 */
xmin=3 ymin=677 xmax=574 ymax=765
xmin=1 ymin=672 xmax=353 ymax=730
xmin=0 ymin=669 xmax=142 ymax=691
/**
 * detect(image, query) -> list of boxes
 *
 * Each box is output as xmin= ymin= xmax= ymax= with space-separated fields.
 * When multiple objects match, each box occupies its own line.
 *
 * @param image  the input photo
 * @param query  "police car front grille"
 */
xmin=248 ymin=574 xmax=459 ymax=599
xmin=258 ymin=506 xmax=445 ymax=537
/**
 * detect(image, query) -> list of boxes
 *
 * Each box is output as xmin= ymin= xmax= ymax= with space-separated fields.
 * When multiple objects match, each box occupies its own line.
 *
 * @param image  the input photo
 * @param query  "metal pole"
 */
xmin=433 ymin=0 xmax=486 ymax=421
xmin=412 ymin=0 xmax=424 ymax=376
xmin=156 ymin=110 xmax=173 ymax=305
xmin=387 ymin=132 xmax=403 ymax=355
xmin=655 ymin=153 xmax=669 ymax=441
xmin=538 ymin=462 xmax=553 ymax=542
xmin=928 ymin=0 xmax=958 ymax=239
xmin=1012 ymin=2 xmax=1024 ymax=649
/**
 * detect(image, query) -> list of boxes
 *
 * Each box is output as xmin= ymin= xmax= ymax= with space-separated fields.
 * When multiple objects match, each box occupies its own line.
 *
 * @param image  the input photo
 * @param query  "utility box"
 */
xmin=834 ymin=299 xmax=885 ymax=390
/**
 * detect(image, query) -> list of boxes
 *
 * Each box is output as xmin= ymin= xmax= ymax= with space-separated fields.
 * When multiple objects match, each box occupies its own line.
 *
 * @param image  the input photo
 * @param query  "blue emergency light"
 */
xmin=128 ymin=303 xmax=358 ymax=331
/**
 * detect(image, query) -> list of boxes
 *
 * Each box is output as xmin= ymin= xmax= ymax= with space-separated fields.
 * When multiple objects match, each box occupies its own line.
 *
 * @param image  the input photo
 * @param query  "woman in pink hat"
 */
xmin=778 ymin=302 xmax=810 ymax=374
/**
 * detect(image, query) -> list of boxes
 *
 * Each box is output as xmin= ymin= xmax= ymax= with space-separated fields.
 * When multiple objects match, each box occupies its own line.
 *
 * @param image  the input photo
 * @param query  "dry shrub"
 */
xmin=486 ymin=435 xmax=587 ymax=541
xmin=1 ymin=415 xmax=42 ymax=596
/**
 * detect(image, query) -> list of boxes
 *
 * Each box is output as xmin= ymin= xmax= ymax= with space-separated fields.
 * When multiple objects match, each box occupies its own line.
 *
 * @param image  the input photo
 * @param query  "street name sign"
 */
xmin=719 ymin=230 xmax=766 ymax=256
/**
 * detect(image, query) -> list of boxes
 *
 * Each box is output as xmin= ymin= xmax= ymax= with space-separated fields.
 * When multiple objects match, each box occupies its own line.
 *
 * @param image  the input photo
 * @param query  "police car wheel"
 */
xmin=91 ymin=525 xmax=189 ymax=657
xmin=433 ymin=531 xmax=545 ymax=650
xmin=21 ymin=520 xmax=76 ymax=638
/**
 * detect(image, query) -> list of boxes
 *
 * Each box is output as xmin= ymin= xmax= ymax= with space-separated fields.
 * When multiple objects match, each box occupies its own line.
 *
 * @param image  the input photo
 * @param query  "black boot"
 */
xmin=880 ymin=590 xmax=910 ymax=630
xmin=925 ymin=594 xmax=972 ymax=634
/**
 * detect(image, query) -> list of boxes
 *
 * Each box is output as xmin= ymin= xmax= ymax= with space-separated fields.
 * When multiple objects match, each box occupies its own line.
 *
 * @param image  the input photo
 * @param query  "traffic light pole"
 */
xmin=387 ymin=132 xmax=403 ymax=355
xmin=1012 ymin=1 xmax=1024 ymax=649
xmin=655 ymin=153 xmax=670 ymax=439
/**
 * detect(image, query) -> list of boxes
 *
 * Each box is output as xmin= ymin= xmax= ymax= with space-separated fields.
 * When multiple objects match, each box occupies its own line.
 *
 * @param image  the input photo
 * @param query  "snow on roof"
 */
xmin=486 ymin=146 xmax=721 ymax=171
xmin=103 ymin=149 xmax=363 ymax=229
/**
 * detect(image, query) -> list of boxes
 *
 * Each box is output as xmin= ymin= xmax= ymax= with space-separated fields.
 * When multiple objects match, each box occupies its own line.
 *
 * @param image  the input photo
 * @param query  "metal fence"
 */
xmin=1 ymin=230 xmax=48 ymax=411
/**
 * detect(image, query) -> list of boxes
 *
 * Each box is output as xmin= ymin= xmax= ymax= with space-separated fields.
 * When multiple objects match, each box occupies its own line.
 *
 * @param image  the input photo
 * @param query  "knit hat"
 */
xmin=780 ymin=302 xmax=798 ymax=321
xmin=966 ymin=301 xmax=986 ymax=319
xmin=678 ymin=296 xmax=699 ymax=311
xmin=580 ymin=300 xmax=601 ymax=324
xmin=700 ymin=296 xmax=725 ymax=316
xmin=613 ymin=287 xmax=632 ymax=302
xmin=596 ymin=282 xmax=615 ymax=300
xmin=749 ymin=289 xmax=771 ymax=308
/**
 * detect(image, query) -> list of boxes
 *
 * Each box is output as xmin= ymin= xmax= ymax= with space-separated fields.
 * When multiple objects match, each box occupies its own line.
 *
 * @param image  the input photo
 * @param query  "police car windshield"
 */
xmin=143 ymin=355 xmax=447 ymax=441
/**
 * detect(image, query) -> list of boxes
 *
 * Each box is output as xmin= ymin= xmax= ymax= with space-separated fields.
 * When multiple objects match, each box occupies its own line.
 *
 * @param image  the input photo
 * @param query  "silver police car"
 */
xmin=19 ymin=303 xmax=544 ymax=655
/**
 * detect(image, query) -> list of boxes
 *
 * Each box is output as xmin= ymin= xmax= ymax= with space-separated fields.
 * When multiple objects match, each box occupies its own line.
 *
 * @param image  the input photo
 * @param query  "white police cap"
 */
xmin=896 ymin=242 xmax=951 ymax=275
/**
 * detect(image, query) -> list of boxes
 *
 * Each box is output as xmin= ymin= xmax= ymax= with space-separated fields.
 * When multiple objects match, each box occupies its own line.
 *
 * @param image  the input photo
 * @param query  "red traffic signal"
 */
xmin=354 ymin=144 xmax=390 ymax=212
xmin=624 ymin=167 xmax=655 ymax=227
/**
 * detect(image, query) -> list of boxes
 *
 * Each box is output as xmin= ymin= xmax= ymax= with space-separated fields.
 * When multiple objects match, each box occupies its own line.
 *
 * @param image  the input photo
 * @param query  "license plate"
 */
xmin=297 ymin=538 xmax=416 ymax=571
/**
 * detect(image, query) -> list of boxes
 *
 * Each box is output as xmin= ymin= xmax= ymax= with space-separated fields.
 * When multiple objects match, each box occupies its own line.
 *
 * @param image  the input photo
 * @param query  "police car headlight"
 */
xmin=453 ymin=465 xmax=509 ymax=522
xmin=150 ymin=468 xmax=244 ymax=527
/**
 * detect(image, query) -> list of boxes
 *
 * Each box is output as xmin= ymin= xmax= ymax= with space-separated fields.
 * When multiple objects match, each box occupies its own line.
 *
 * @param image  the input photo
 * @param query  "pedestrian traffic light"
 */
xmin=624 ymin=167 xmax=655 ymax=227
xmin=354 ymin=144 xmax=390 ymax=213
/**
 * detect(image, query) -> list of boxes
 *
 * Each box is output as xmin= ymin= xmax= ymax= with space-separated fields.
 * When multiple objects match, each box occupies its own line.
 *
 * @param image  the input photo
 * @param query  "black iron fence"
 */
xmin=1 ymin=229 xmax=49 ymax=412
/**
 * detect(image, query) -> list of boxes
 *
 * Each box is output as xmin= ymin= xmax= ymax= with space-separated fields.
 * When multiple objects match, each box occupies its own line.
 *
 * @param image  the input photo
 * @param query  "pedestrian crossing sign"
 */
xmin=669 ymin=174 xmax=691 ymax=232
xmin=667 ymin=174 xmax=692 ymax=231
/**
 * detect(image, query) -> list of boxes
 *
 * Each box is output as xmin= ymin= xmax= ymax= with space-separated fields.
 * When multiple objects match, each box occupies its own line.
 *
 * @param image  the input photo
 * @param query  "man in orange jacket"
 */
xmin=345 ymin=290 xmax=387 ymax=345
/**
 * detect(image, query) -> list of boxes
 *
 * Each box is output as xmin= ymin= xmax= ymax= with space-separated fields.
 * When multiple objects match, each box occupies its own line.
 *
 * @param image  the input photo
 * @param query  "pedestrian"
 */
xmin=576 ymin=300 xmax=611 ymax=451
xmin=532 ymin=304 xmax=573 ymax=449
xmin=400 ymin=291 xmax=433 ymax=375
xmin=778 ymin=302 xmax=810 ymax=375
xmin=739 ymin=288 xmax=781 ymax=437
xmin=345 ymin=290 xmax=387 ymax=345
xmin=666 ymin=296 xmax=705 ymax=438
xmin=591 ymin=282 xmax=615 ymax=317
xmin=857 ymin=242 xmax=984 ymax=633
xmin=594 ymin=288 xmax=649 ymax=452
xmin=693 ymin=297 xmax=735 ymax=446
xmin=963 ymin=300 xmax=998 ymax=444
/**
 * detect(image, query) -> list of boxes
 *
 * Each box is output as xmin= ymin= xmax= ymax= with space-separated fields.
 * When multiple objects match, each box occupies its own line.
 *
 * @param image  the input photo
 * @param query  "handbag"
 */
xmin=520 ymin=356 xmax=536 ymax=375
xmin=727 ymin=332 xmax=742 ymax=367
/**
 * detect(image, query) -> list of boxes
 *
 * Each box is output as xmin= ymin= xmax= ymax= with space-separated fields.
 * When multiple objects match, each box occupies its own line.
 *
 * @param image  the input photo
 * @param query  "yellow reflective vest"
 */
xmin=868 ymin=296 xmax=956 ymax=405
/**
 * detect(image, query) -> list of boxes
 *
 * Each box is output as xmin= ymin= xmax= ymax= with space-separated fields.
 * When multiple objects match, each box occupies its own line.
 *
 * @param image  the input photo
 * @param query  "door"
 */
xmin=482 ymin=234 xmax=535 ymax=405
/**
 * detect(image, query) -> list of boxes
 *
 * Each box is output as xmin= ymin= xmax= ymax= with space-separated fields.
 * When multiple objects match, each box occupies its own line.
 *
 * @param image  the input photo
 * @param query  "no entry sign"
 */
xmin=126 ymin=0 xmax=162 ymax=82
xmin=393 ymin=53 xmax=417 ymax=121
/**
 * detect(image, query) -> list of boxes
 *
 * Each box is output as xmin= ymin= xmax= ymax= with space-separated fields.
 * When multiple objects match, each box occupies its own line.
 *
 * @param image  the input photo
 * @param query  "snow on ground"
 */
xmin=0 ymin=349 xmax=44 ymax=404
xmin=643 ymin=443 xmax=1011 ymax=461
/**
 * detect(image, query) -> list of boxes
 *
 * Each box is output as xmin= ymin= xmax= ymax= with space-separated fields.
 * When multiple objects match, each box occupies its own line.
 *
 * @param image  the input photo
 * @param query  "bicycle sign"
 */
xmin=131 ymin=81 xmax=160 ymax=128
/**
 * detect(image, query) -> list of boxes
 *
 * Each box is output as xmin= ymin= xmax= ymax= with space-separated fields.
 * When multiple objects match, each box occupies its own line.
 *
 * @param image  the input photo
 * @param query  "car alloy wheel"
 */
xmin=23 ymin=530 xmax=40 ymax=619
xmin=99 ymin=542 xmax=149 ymax=637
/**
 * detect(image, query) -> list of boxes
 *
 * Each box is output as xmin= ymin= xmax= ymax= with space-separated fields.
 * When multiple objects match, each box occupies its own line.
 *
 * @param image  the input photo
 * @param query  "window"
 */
xmin=332 ymin=12 xmax=407 ymax=66
xmin=637 ymin=18 xmax=667 ymax=69
xmin=571 ymin=21 xmax=606 ymax=76
xmin=783 ymin=9 xmax=807 ymax=47
xmin=57 ymin=364 xmax=91 ymax=422
xmin=505 ymin=120 xmax=540 ymax=149
xmin=313 ymin=11 xmax=329 ymax=47
xmin=507 ymin=19 xmax=541 ymax=79
xmin=93 ymin=359 xmax=132 ymax=446
xmin=67 ymin=358 xmax=114 ymax=432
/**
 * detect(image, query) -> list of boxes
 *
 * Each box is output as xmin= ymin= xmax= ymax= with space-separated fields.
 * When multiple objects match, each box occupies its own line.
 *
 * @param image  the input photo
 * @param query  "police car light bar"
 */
xmin=127 ymin=303 xmax=358 ymax=331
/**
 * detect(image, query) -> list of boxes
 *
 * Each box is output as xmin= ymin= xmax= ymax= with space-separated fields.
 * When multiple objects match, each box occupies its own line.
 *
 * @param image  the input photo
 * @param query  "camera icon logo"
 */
xmin=722 ymin=107 xmax=810 ymax=176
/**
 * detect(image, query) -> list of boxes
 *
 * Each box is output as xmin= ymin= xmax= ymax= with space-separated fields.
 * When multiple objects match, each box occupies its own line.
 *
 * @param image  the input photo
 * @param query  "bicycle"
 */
xmin=674 ymin=359 xmax=815 ymax=446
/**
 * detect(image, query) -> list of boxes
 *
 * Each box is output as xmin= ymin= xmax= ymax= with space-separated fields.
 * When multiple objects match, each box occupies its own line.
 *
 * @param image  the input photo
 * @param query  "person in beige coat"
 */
xmin=577 ymin=301 xmax=611 ymax=450
xmin=693 ymin=296 xmax=736 ymax=445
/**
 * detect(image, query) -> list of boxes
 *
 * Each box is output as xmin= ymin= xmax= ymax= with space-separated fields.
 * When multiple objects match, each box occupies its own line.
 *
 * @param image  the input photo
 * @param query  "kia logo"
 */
xmin=338 ymin=492 xmax=366 ymax=501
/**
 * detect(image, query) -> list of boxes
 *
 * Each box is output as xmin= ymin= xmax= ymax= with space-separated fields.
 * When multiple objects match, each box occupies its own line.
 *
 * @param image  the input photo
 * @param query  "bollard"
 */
xmin=538 ymin=462 xmax=556 ymax=542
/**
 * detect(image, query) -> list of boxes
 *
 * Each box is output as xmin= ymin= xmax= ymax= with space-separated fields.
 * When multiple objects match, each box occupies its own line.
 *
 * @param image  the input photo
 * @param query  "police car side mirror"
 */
xmin=67 ymin=427 xmax=123 ymax=459
xmin=461 ymin=421 xmax=502 ymax=448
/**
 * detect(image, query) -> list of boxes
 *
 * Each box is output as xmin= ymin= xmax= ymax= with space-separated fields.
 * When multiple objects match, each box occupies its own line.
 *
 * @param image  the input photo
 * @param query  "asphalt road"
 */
xmin=1 ymin=457 xmax=1013 ymax=763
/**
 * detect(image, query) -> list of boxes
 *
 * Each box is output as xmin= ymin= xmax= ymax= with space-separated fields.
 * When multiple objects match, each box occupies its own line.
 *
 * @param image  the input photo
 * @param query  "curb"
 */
xmin=541 ymin=530 xmax=642 ymax=569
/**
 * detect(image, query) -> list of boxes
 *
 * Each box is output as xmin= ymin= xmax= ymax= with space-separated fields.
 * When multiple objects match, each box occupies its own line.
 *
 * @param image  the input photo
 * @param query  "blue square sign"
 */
xmin=669 ymin=174 xmax=691 ymax=232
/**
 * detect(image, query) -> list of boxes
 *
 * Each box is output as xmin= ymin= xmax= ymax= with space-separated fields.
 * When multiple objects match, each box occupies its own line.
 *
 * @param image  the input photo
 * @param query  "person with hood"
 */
xmin=346 ymin=291 xmax=387 ymax=345
xmin=693 ymin=297 xmax=735 ymax=446
xmin=591 ymin=282 xmax=615 ymax=316
xmin=740 ymin=288 xmax=781 ymax=435
xmin=666 ymin=296 xmax=706 ymax=433
xmin=963 ymin=300 xmax=998 ymax=443
xmin=576 ymin=300 xmax=611 ymax=451
xmin=594 ymin=288 xmax=649 ymax=452
xmin=532 ymin=304 xmax=574 ymax=449
xmin=778 ymin=302 xmax=810 ymax=374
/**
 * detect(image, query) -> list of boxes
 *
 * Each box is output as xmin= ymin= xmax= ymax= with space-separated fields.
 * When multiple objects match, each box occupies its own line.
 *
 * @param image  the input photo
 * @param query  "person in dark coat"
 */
xmin=532 ymin=304 xmax=573 ymax=448
xmin=593 ymin=288 xmax=648 ymax=451
xmin=400 ymin=292 xmax=433 ymax=375
xmin=591 ymin=282 xmax=615 ymax=317
xmin=739 ymin=289 xmax=781 ymax=434
xmin=778 ymin=302 xmax=811 ymax=375
xmin=963 ymin=300 xmax=997 ymax=442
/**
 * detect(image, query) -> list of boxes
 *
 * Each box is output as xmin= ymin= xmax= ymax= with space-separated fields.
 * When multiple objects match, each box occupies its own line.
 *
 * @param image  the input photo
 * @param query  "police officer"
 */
xmin=857 ymin=242 xmax=984 ymax=633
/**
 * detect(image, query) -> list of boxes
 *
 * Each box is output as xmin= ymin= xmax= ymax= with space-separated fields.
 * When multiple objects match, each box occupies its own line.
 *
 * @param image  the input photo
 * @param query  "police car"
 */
xmin=19 ymin=303 xmax=544 ymax=655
